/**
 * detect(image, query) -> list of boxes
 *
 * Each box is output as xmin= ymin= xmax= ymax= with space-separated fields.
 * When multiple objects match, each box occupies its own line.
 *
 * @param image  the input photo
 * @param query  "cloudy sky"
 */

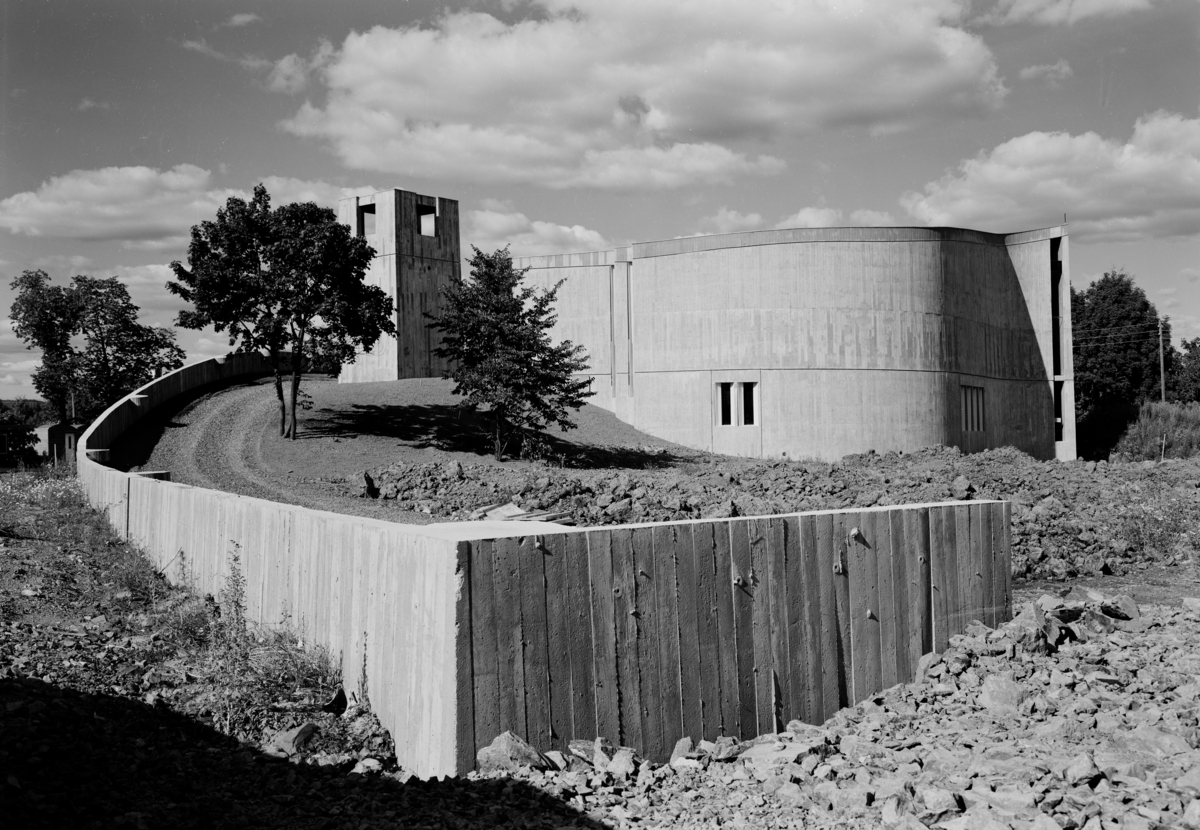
xmin=2 ymin=0 xmax=1199 ymax=399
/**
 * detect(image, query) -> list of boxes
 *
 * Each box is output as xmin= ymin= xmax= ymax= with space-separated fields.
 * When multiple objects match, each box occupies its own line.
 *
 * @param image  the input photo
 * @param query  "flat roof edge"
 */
xmin=514 ymin=225 xmax=1068 ymax=267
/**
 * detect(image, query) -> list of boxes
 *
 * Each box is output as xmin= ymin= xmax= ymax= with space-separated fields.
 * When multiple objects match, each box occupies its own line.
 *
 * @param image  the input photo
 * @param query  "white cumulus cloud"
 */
xmin=1019 ymin=59 xmax=1073 ymax=86
xmin=775 ymin=207 xmax=846 ymax=229
xmin=976 ymin=0 xmax=1164 ymax=25
xmin=282 ymin=0 xmax=1005 ymax=189
xmin=224 ymin=13 xmax=261 ymax=27
xmin=465 ymin=202 xmax=613 ymax=257
xmin=901 ymin=111 xmax=1200 ymax=240
xmin=701 ymin=207 xmax=765 ymax=234
xmin=0 ymin=165 xmax=376 ymax=246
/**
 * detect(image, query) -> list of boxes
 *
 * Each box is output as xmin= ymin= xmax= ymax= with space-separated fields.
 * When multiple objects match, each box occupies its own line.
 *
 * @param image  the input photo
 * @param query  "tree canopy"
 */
xmin=1071 ymin=269 xmax=1177 ymax=458
xmin=9 ymin=270 xmax=185 ymax=424
xmin=169 ymin=185 xmax=395 ymax=439
xmin=426 ymin=246 xmax=594 ymax=460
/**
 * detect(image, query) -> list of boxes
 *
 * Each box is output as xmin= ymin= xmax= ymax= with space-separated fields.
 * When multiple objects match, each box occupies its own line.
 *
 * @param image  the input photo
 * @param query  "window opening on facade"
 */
xmin=1051 ymin=237 xmax=1062 ymax=376
xmin=718 ymin=383 xmax=733 ymax=425
xmin=961 ymin=385 xmax=985 ymax=432
xmin=417 ymin=204 xmax=436 ymax=237
xmin=716 ymin=381 xmax=758 ymax=426
xmin=357 ymin=203 xmax=376 ymax=237
xmin=1054 ymin=380 xmax=1064 ymax=442
xmin=742 ymin=381 xmax=757 ymax=426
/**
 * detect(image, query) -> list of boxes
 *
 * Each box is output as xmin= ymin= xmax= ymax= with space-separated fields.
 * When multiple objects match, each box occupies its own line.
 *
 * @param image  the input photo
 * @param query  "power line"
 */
xmin=1072 ymin=322 xmax=1161 ymax=335
xmin=1073 ymin=337 xmax=1162 ymax=348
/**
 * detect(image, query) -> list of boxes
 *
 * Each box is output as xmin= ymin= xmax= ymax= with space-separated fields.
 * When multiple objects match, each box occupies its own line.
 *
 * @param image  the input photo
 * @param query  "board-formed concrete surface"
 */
xmin=80 ymin=355 xmax=1011 ymax=776
xmin=516 ymin=226 xmax=1076 ymax=463
xmin=335 ymin=190 xmax=1075 ymax=463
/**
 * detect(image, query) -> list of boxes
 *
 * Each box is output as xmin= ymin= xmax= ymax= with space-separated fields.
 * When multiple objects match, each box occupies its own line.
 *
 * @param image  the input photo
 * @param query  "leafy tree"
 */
xmin=1173 ymin=337 xmax=1200 ymax=404
xmin=169 ymin=185 xmax=394 ymax=439
xmin=1072 ymin=269 xmax=1177 ymax=458
xmin=0 ymin=402 xmax=37 ymax=465
xmin=426 ymin=246 xmax=594 ymax=460
xmin=9 ymin=270 xmax=185 ymax=424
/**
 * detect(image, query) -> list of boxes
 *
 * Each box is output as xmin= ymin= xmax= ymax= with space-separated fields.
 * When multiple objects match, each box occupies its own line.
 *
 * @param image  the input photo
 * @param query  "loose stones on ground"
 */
xmin=476 ymin=593 xmax=1200 ymax=829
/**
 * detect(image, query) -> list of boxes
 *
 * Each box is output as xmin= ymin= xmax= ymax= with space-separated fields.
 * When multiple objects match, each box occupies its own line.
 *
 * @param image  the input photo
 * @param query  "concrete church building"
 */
xmin=339 ymin=188 xmax=1077 ymax=462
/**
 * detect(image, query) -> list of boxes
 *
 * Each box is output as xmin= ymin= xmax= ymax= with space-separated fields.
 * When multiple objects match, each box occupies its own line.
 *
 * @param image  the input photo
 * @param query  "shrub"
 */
xmin=1113 ymin=401 xmax=1200 ymax=461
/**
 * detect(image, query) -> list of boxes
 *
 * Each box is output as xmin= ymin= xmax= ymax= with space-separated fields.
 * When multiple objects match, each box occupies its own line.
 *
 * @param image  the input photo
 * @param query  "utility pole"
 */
xmin=1159 ymin=318 xmax=1166 ymax=402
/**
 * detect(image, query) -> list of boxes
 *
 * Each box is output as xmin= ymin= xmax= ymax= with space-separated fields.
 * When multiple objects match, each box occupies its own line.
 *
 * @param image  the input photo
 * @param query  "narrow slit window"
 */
xmin=417 ymin=204 xmax=436 ymax=237
xmin=961 ymin=385 xmax=985 ymax=432
xmin=742 ymin=381 xmax=757 ymax=426
xmin=718 ymin=382 xmax=733 ymax=425
xmin=357 ymin=203 xmax=376 ymax=237
xmin=1054 ymin=380 xmax=1064 ymax=442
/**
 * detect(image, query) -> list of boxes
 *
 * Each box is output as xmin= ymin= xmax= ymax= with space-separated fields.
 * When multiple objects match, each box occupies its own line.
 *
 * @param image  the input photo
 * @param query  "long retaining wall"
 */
xmin=79 ymin=355 xmax=1011 ymax=777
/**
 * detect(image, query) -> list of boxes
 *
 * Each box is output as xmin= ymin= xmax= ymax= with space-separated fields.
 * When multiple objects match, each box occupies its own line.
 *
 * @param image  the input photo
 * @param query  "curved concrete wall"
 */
xmin=77 ymin=353 xmax=1013 ymax=774
xmin=78 ymin=354 xmax=486 ymax=777
xmin=517 ymin=226 xmax=1076 ymax=461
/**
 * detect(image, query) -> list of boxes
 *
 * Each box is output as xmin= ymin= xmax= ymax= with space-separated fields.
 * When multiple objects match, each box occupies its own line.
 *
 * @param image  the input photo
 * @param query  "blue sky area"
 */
xmin=1 ymin=0 xmax=1198 ymax=398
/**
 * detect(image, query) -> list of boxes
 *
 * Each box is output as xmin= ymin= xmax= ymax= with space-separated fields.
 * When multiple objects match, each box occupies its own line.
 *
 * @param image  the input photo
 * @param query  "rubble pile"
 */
xmin=353 ymin=446 xmax=1200 ymax=581
xmin=477 ymin=593 xmax=1200 ymax=829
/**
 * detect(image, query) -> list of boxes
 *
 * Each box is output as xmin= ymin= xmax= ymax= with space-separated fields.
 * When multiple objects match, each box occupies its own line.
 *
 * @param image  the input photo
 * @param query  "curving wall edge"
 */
xmin=79 ymin=355 xmax=1012 ymax=777
xmin=77 ymin=353 xmax=565 ymax=777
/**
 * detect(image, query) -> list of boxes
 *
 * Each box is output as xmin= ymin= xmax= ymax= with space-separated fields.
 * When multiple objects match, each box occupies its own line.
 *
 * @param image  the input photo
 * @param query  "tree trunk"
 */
xmin=287 ymin=331 xmax=305 ymax=440
xmin=269 ymin=347 xmax=286 ymax=437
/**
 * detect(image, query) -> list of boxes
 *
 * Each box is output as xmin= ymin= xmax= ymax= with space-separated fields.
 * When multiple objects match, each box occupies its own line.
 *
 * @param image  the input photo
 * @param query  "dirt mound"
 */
xmin=354 ymin=446 xmax=1200 ymax=583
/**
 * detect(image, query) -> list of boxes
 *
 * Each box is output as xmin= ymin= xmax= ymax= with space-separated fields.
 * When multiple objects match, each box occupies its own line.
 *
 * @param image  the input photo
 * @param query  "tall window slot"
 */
xmin=417 ymin=204 xmax=436 ymax=237
xmin=1054 ymin=380 xmax=1064 ymax=442
xmin=1050 ymin=237 xmax=1062 ymax=376
xmin=742 ymin=381 xmax=757 ymax=426
xmin=357 ymin=203 xmax=376 ymax=237
xmin=716 ymin=381 xmax=759 ymax=426
xmin=961 ymin=385 xmax=985 ymax=433
xmin=718 ymin=383 xmax=733 ymax=425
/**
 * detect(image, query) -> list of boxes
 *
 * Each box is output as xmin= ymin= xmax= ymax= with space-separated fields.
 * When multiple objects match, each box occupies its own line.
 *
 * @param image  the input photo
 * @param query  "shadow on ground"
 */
xmin=303 ymin=402 xmax=692 ymax=470
xmin=2 ymin=674 xmax=603 ymax=830
xmin=108 ymin=379 xmax=273 ymax=472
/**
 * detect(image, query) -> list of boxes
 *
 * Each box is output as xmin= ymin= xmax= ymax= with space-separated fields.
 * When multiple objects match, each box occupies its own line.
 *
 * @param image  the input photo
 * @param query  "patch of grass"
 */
xmin=1110 ymin=475 xmax=1200 ymax=565
xmin=1114 ymin=401 xmax=1200 ymax=461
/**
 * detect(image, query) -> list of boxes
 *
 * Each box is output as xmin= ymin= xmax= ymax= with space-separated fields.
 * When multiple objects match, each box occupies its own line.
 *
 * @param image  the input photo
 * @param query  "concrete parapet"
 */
xmin=79 ymin=355 xmax=1013 ymax=776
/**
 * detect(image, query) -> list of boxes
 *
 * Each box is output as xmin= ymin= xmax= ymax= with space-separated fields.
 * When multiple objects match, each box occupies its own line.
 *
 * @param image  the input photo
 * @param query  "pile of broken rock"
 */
xmin=475 ymin=592 xmax=1200 ymax=829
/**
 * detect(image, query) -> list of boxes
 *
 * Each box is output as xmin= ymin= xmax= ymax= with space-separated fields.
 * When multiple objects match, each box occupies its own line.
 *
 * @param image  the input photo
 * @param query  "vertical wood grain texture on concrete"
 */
xmin=651 ymin=524 xmax=684 ymax=754
xmin=765 ymin=517 xmax=791 ymax=732
xmin=79 ymin=354 xmax=1015 ymax=774
xmin=542 ymin=534 xmax=573 ymax=751
xmin=517 ymin=225 xmax=1072 ymax=461
xmin=632 ymin=526 xmax=664 ymax=761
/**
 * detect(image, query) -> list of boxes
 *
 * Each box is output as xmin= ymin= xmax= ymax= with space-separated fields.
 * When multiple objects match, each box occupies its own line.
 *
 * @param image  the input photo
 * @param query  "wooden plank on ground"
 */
xmin=455 ymin=542 xmax=476 ymax=773
xmin=746 ymin=518 xmax=774 ymax=735
xmin=470 ymin=540 xmax=500 ymax=753
xmin=765 ymin=517 xmax=791 ymax=731
xmin=875 ymin=510 xmax=898 ymax=690
xmin=652 ymin=524 xmax=684 ymax=755
xmin=965 ymin=504 xmax=985 ymax=626
xmin=783 ymin=516 xmax=812 ymax=724
xmin=827 ymin=511 xmax=853 ymax=710
xmin=915 ymin=508 xmax=933 ymax=660
xmin=731 ymin=520 xmax=758 ymax=737
xmin=693 ymin=523 xmax=723 ymax=740
xmin=588 ymin=530 xmax=620 ymax=745
xmin=713 ymin=521 xmax=741 ymax=738
xmin=542 ymin=533 xmax=573 ymax=750
xmin=812 ymin=513 xmax=840 ymax=718
xmin=610 ymin=527 xmax=643 ymax=750
xmin=978 ymin=504 xmax=995 ymax=629
xmin=564 ymin=532 xmax=597 ymax=741
xmin=847 ymin=511 xmax=882 ymax=702
xmin=674 ymin=523 xmax=704 ymax=743
xmin=632 ymin=526 xmax=664 ymax=761
xmin=889 ymin=510 xmax=912 ymax=684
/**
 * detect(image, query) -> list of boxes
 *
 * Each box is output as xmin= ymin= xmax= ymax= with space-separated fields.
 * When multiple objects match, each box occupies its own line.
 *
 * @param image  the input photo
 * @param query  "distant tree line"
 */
xmin=1072 ymin=269 xmax=1200 ymax=459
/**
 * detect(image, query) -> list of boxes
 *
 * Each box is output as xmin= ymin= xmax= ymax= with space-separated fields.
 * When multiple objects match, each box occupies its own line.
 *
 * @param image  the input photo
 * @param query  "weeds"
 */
xmin=1110 ymin=475 xmax=1200 ymax=565
xmin=1114 ymin=401 xmax=1200 ymax=461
